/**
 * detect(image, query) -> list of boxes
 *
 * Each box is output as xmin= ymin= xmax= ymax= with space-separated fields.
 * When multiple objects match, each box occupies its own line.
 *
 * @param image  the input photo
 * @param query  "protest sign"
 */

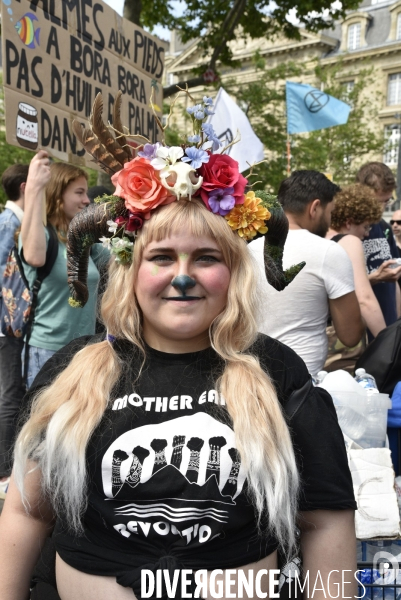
xmin=1 ymin=0 xmax=166 ymax=168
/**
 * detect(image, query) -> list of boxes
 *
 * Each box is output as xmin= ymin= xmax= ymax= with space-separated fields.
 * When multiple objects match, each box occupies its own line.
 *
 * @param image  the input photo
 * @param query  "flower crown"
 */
xmin=68 ymin=91 xmax=304 ymax=306
xmin=89 ymin=94 xmax=273 ymax=264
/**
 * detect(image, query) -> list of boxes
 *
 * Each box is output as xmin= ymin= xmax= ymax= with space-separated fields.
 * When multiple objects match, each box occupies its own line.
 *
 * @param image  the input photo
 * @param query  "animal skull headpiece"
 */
xmin=67 ymin=91 xmax=304 ymax=307
xmin=162 ymin=162 xmax=203 ymax=200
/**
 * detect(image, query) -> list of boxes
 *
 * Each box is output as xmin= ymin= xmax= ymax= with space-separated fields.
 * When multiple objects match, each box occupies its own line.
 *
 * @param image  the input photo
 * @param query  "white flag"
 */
xmin=208 ymin=88 xmax=265 ymax=173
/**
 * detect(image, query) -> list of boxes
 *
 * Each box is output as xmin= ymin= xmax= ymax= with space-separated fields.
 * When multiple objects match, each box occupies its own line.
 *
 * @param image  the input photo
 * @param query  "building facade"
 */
xmin=165 ymin=0 xmax=401 ymax=182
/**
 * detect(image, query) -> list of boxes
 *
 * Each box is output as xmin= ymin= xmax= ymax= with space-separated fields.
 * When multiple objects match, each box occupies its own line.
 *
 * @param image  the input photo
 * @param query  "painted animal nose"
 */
xmin=171 ymin=275 xmax=196 ymax=296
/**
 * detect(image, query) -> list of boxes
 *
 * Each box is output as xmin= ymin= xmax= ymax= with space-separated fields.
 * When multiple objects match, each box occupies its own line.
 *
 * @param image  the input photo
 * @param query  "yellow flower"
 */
xmin=225 ymin=191 xmax=271 ymax=240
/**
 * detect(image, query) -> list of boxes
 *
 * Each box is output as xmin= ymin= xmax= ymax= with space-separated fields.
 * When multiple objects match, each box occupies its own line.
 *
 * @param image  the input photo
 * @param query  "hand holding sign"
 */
xmin=27 ymin=150 xmax=51 ymax=225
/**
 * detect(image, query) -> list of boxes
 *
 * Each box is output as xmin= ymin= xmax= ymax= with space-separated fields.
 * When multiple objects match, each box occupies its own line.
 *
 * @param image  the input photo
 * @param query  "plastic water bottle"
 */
xmin=355 ymin=368 xmax=379 ymax=395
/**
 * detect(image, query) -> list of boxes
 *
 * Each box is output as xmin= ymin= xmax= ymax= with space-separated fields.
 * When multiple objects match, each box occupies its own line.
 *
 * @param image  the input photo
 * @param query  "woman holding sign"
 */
xmin=18 ymin=151 xmax=109 ymax=389
xmin=0 ymin=95 xmax=357 ymax=600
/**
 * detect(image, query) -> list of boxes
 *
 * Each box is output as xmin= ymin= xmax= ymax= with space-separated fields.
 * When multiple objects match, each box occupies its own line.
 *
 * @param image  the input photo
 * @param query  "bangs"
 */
xmin=136 ymin=198 xmax=241 ymax=266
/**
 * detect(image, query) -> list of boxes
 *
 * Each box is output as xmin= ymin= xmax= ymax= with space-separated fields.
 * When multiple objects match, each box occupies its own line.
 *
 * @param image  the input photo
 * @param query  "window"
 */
xmin=348 ymin=23 xmax=361 ymax=50
xmin=384 ymin=124 xmax=401 ymax=165
xmin=341 ymin=81 xmax=355 ymax=107
xmin=343 ymin=80 xmax=355 ymax=93
xmin=388 ymin=73 xmax=401 ymax=105
xmin=397 ymin=13 xmax=401 ymax=39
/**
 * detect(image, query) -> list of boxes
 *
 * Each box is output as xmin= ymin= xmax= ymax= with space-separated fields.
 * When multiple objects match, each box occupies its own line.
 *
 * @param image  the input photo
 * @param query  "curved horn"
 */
xmin=67 ymin=199 xmax=127 ymax=306
xmin=251 ymin=191 xmax=305 ymax=291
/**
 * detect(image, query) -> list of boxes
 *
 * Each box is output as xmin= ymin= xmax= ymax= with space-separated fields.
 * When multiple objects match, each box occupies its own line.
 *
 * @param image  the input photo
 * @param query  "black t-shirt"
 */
xmin=23 ymin=334 xmax=356 ymax=597
xmin=363 ymin=219 xmax=399 ymax=328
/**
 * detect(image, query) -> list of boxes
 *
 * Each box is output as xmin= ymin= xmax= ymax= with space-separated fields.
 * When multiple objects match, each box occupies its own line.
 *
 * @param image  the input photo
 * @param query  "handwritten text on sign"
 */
xmin=2 ymin=0 xmax=166 ymax=166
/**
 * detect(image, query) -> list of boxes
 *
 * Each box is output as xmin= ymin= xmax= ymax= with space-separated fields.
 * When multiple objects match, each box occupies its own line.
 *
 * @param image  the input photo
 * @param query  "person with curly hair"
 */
xmin=325 ymin=184 xmax=386 ymax=370
xmin=356 ymin=162 xmax=401 ymax=330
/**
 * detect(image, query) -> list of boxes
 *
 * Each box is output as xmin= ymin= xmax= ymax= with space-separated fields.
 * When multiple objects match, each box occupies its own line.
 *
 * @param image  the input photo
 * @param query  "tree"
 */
xmin=124 ymin=0 xmax=361 ymax=97
xmin=228 ymin=57 xmax=386 ymax=191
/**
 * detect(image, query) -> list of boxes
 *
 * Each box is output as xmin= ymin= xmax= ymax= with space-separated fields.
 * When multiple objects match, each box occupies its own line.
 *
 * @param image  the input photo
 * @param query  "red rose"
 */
xmin=126 ymin=212 xmax=144 ymax=231
xmin=111 ymin=157 xmax=176 ymax=218
xmin=198 ymin=154 xmax=247 ymax=209
xmin=114 ymin=213 xmax=144 ymax=232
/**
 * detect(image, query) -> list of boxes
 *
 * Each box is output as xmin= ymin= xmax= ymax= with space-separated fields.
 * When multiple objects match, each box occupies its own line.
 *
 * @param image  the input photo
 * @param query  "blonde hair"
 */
xmin=46 ymin=163 xmax=88 ymax=243
xmin=15 ymin=199 xmax=299 ymax=555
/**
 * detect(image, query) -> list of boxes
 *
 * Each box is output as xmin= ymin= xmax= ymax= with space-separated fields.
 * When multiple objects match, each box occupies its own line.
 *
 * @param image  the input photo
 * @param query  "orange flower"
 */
xmin=111 ymin=157 xmax=176 ymax=217
xmin=225 ymin=191 xmax=271 ymax=240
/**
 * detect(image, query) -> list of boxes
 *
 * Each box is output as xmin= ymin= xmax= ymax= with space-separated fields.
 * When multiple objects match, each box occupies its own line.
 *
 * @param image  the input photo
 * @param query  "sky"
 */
xmin=102 ymin=0 xmax=172 ymax=41
xmin=101 ymin=0 xmax=344 ymax=39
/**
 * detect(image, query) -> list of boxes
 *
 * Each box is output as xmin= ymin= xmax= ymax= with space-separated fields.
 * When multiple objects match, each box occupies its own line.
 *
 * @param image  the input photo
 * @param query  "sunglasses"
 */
xmin=391 ymin=220 xmax=401 ymax=225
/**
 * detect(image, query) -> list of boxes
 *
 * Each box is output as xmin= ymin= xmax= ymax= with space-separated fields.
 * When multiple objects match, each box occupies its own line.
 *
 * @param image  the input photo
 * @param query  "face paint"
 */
xmin=151 ymin=264 xmax=159 ymax=275
xmin=179 ymin=252 xmax=189 ymax=259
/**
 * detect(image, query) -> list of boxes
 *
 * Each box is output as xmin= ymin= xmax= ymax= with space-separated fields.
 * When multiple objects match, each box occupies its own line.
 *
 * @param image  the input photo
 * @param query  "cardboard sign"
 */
xmin=1 ymin=0 xmax=166 ymax=168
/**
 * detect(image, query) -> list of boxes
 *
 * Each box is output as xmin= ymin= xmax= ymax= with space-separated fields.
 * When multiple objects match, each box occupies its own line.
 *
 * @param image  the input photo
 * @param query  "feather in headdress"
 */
xmin=72 ymin=120 xmax=121 ymax=175
xmin=91 ymin=93 xmax=131 ymax=166
xmin=112 ymin=91 xmax=133 ymax=161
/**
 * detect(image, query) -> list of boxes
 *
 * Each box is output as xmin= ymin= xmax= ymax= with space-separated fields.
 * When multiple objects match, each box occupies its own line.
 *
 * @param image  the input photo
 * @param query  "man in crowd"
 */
xmin=250 ymin=170 xmax=364 ymax=378
xmin=356 ymin=163 xmax=401 ymax=328
xmin=0 ymin=163 xmax=29 ymax=498
xmin=391 ymin=209 xmax=401 ymax=253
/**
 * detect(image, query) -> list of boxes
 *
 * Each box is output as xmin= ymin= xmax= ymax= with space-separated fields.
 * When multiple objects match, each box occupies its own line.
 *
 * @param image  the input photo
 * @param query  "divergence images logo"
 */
xmin=304 ymin=91 xmax=330 ymax=114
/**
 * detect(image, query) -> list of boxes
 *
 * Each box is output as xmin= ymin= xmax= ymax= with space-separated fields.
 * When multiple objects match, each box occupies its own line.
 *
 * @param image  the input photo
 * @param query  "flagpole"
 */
xmin=286 ymin=134 xmax=291 ymax=176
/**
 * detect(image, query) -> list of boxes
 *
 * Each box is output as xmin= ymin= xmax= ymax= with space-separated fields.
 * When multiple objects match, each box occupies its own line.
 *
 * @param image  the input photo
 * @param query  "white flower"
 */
xmin=107 ymin=220 xmax=117 ymax=233
xmin=112 ymin=238 xmax=133 ymax=249
xmin=151 ymin=146 xmax=184 ymax=177
xmin=99 ymin=236 xmax=111 ymax=249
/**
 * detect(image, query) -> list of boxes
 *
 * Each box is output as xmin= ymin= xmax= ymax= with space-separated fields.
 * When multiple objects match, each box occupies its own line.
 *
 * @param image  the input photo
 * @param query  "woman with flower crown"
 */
xmin=0 ymin=93 xmax=357 ymax=600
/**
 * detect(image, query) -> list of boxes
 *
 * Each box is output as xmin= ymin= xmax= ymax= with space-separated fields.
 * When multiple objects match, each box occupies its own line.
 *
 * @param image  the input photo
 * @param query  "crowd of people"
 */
xmin=0 ymin=136 xmax=400 ymax=599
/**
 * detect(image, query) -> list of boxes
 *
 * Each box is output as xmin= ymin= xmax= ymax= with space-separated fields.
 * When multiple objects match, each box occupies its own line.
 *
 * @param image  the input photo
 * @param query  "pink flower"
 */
xmin=111 ymin=157 xmax=176 ymax=218
xmin=198 ymin=154 xmax=247 ymax=210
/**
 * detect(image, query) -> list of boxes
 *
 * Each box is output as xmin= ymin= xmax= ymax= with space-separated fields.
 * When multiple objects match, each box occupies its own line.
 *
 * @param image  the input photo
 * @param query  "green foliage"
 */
xmin=291 ymin=63 xmax=385 ymax=185
xmin=227 ymin=59 xmax=303 ymax=191
xmin=162 ymin=101 xmax=185 ymax=146
xmin=135 ymin=0 xmax=361 ymax=68
xmin=228 ymin=57 xmax=386 ymax=191
xmin=254 ymin=190 xmax=280 ymax=210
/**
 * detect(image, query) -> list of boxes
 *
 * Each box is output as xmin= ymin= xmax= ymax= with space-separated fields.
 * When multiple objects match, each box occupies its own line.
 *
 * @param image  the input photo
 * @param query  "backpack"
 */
xmin=0 ymin=225 xmax=58 ymax=339
xmin=355 ymin=317 xmax=401 ymax=396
